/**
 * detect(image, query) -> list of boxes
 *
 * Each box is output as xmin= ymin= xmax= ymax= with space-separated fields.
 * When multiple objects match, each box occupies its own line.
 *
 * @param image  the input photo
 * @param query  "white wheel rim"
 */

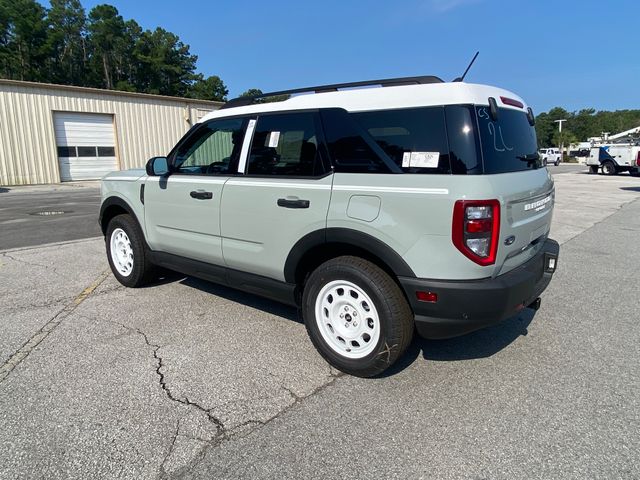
xmin=110 ymin=228 xmax=134 ymax=277
xmin=314 ymin=280 xmax=381 ymax=359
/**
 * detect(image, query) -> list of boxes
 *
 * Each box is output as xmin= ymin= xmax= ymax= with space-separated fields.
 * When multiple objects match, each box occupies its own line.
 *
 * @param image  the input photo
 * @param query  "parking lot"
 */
xmin=1 ymin=166 xmax=639 ymax=479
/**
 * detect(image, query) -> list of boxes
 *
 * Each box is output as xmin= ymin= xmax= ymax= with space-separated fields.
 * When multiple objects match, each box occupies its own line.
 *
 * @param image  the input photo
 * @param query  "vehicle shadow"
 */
xmin=620 ymin=186 xmax=640 ymax=192
xmin=156 ymin=271 xmax=536 ymax=375
xmin=380 ymin=309 xmax=536 ymax=377
xmin=178 ymin=275 xmax=300 ymax=323
xmin=0 ymin=187 xmax=10 ymax=193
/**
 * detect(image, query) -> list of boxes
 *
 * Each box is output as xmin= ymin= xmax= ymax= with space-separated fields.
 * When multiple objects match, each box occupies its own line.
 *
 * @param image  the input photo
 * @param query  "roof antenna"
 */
xmin=453 ymin=51 xmax=479 ymax=82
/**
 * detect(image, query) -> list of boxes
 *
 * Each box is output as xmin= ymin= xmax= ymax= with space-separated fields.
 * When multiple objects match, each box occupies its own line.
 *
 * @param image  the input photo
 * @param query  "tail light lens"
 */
xmin=452 ymin=200 xmax=500 ymax=266
xmin=636 ymin=151 xmax=640 ymax=166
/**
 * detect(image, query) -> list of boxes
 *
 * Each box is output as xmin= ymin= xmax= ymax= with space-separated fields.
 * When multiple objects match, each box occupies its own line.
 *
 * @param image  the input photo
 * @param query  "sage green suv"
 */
xmin=100 ymin=76 xmax=559 ymax=377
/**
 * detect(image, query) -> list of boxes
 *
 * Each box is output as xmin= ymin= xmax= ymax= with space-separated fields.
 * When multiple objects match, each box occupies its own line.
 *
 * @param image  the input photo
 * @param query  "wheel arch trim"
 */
xmin=99 ymin=196 xmax=143 ymax=235
xmin=283 ymin=228 xmax=416 ymax=283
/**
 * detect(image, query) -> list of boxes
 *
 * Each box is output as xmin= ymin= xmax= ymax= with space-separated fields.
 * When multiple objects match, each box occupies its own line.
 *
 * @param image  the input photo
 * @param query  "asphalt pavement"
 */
xmin=0 ymin=182 xmax=101 ymax=250
xmin=0 ymin=170 xmax=639 ymax=479
xmin=547 ymin=163 xmax=586 ymax=175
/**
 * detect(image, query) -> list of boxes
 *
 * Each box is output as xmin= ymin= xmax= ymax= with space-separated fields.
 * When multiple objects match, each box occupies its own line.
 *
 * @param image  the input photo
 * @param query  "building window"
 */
xmin=77 ymin=146 xmax=97 ymax=157
xmin=97 ymin=146 xmax=116 ymax=157
xmin=57 ymin=146 xmax=77 ymax=157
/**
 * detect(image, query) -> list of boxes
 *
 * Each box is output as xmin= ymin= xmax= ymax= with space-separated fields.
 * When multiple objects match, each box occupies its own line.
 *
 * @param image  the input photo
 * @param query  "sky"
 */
xmin=57 ymin=0 xmax=639 ymax=113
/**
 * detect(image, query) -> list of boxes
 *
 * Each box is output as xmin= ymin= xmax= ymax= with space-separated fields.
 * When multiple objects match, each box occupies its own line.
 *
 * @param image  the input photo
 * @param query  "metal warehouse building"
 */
xmin=0 ymin=79 xmax=221 ymax=186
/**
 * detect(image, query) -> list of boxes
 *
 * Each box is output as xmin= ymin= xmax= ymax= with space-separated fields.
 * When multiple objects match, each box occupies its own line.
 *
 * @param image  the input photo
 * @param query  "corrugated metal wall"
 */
xmin=0 ymin=80 xmax=221 ymax=185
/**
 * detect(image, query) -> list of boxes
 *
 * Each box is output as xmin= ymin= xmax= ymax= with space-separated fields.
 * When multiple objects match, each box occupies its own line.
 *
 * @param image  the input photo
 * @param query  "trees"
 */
xmin=239 ymin=88 xmax=263 ymax=98
xmin=0 ymin=0 xmax=49 ymax=81
xmin=0 ymin=0 xmax=225 ymax=100
xmin=133 ymin=27 xmax=197 ymax=97
xmin=188 ymin=75 xmax=228 ymax=101
xmin=238 ymin=88 xmax=290 ymax=103
xmin=536 ymin=107 xmax=640 ymax=147
xmin=46 ymin=0 xmax=87 ymax=85
xmin=86 ymin=4 xmax=126 ymax=90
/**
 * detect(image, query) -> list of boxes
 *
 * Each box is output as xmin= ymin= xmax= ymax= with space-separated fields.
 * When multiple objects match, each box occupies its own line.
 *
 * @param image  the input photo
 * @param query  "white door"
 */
xmin=54 ymin=112 xmax=118 ymax=181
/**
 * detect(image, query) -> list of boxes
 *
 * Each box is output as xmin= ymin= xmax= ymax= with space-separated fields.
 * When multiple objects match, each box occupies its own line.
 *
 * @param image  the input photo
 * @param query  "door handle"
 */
xmin=277 ymin=198 xmax=310 ymax=209
xmin=190 ymin=190 xmax=213 ymax=200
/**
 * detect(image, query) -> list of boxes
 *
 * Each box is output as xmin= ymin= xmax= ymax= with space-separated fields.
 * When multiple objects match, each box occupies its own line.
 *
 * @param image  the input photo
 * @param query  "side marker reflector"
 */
xmin=416 ymin=291 xmax=438 ymax=303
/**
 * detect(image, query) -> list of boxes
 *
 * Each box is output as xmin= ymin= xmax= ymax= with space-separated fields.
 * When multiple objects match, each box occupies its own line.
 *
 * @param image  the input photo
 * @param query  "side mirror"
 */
xmin=146 ymin=157 xmax=168 ymax=176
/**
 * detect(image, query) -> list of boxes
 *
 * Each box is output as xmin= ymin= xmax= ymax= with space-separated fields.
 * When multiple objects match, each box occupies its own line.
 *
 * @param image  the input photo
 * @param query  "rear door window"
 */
xmin=247 ymin=112 xmax=330 ymax=177
xmin=475 ymin=106 xmax=541 ymax=173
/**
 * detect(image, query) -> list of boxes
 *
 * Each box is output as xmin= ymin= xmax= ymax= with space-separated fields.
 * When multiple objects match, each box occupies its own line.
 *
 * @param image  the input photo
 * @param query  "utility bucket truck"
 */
xmin=586 ymin=126 xmax=640 ymax=176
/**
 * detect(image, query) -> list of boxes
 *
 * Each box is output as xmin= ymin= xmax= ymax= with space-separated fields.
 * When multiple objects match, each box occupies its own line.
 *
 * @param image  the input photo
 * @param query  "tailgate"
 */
xmin=488 ymin=168 xmax=555 ymax=276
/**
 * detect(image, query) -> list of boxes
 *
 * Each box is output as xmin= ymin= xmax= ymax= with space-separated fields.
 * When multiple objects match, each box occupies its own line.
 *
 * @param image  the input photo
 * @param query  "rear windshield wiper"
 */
xmin=516 ymin=154 xmax=540 ymax=168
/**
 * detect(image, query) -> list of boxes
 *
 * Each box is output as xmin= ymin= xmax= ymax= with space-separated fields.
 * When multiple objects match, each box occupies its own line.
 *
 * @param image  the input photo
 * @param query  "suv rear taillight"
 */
xmin=452 ymin=200 xmax=500 ymax=266
xmin=636 ymin=151 xmax=640 ymax=166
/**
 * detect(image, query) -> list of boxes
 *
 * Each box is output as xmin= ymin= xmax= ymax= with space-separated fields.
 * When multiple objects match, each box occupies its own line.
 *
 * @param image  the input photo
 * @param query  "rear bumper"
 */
xmin=399 ymin=239 xmax=559 ymax=339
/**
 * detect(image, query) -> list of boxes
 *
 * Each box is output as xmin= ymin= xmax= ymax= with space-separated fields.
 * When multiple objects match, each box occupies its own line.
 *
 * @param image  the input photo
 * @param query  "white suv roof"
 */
xmin=200 ymin=82 xmax=528 ymax=124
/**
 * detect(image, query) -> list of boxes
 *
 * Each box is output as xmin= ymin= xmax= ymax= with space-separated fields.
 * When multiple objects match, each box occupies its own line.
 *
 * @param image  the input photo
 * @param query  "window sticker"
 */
xmin=267 ymin=131 xmax=281 ymax=148
xmin=402 ymin=151 xmax=439 ymax=168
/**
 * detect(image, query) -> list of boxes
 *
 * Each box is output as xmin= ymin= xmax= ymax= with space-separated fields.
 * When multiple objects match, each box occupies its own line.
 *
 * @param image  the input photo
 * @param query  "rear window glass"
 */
xmin=475 ymin=106 xmax=541 ymax=173
xmin=353 ymin=107 xmax=450 ymax=174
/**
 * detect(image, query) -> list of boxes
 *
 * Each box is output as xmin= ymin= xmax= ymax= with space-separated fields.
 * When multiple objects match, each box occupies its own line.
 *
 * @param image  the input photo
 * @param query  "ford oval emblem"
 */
xmin=504 ymin=235 xmax=516 ymax=246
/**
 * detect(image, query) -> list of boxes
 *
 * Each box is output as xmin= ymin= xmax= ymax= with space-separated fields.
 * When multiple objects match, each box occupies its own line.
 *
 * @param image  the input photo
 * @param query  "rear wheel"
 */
xmin=106 ymin=214 xmax=156 ymax=287
xmin=589 ymin=165 xmax=599 ymax=174
xmin=302 ymin=256 xmax=414 ymax=377
xmin=602 ymin=161 xmax=617 ymax=176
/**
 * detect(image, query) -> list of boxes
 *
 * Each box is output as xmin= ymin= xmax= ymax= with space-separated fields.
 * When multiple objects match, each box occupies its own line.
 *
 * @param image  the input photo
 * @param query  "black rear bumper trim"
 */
xmin=399 ymin=238 xmax=559 ymax=339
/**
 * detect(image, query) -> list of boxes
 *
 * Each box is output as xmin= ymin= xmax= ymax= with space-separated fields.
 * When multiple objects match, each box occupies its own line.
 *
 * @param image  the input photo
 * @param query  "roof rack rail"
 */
xmin=220 ymin=75 xmax=445 ymax=109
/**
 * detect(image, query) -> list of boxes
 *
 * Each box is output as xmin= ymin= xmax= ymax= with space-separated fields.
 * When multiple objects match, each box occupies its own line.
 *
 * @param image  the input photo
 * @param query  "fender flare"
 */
xmin=283 ymin=228 xmax=416 ymax=283
xmin=99 ymin=196 xmax=142 ymax=235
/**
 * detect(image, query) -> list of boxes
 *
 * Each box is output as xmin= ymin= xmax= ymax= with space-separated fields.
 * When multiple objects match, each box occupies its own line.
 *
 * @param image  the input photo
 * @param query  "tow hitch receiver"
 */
xmin=527 ymin=297 xmax=542 ymax=311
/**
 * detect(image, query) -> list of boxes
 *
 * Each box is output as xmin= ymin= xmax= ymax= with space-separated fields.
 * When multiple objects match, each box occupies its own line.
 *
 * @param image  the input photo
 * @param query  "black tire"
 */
xmin=555 ymin=159 xmax=560 ymax=166
xmin=105 ymin=214 xmax=156 ymax=287
xmin=602 ymin=161 xmax=617 ymax=176
xmin=589 ymin=165 xmax=599 ymax=174
xmin=302 ymin=256 xmax=414 ymax=377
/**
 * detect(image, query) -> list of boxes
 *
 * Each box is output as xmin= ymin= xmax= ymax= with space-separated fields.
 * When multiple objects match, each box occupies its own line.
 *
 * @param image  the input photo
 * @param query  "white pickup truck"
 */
xmin=538 ymin=148 xmax=561 ymax=166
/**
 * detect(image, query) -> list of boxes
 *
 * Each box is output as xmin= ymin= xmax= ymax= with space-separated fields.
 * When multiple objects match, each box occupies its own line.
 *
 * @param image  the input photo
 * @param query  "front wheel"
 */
xmin=106 ymin=214 xmax=156 ymax=287
xmin=302 ymin=256 xmax=414 ymax=377
xmin=555 ymin=159 xmax=560 ymax=166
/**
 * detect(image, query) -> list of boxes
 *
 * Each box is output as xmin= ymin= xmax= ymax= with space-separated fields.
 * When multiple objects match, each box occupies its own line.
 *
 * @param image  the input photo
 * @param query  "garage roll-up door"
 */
xmin=54 ymin=112 xmax=119 ymax=181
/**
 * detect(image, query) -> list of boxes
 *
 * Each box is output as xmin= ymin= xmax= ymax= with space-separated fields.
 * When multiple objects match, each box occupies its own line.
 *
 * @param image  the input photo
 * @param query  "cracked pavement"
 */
xmin=1 ymin=169 xmax=639 ymax=479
